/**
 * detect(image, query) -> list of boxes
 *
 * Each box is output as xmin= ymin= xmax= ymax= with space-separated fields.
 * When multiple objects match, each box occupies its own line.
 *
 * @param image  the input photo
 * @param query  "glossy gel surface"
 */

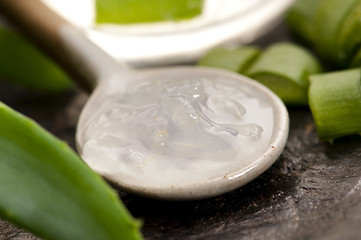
xmin=78 ymin=70 xmax=275 ymax=192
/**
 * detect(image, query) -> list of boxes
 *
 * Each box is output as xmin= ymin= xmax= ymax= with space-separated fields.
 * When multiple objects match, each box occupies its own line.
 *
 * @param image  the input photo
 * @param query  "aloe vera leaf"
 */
xmin=197 ymin=46 xmax=261 ymax=74
xmin=246 ymin=43 xmax=322 ymax=105
xmin=0 ymin=102 xmax=143 ymax=240
xmin=308 ymin=69 xmax=361 ymax=141
xmin=338 ymin=1 xmax=361 ymax=65
xmin=0 ymin=27 xmax=73 ymax=92
xmin=96 ymin=0 xmax=203 ymax=24
xmin=351 ymin=47 xmax=361 ymax=67
xmin=313 ymin=0 xmax=358 ymax=65
xmin=286 ymin=0 xmax=322 ymax=45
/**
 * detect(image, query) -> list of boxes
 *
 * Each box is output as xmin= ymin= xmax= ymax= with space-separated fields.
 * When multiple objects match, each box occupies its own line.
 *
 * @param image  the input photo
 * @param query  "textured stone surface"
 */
xmin=1 ymin=23 xmax=361 ymax=240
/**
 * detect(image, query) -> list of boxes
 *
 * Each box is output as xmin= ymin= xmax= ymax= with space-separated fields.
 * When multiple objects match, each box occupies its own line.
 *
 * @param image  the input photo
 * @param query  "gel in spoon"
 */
xmin=0 ymin=0 xmax=289 ymax=200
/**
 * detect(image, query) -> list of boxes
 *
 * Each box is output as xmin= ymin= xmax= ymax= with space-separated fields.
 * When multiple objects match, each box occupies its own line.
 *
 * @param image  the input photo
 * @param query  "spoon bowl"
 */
xmin=76 ymin=66 xmax=289 ymax=200
xmin=0 ymin=0 xmax=289 ymax=200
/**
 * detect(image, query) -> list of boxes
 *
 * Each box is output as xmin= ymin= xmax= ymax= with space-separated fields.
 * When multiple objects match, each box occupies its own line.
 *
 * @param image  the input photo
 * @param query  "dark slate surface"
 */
xmin=1 ymin=23 xmax=361 ymax=240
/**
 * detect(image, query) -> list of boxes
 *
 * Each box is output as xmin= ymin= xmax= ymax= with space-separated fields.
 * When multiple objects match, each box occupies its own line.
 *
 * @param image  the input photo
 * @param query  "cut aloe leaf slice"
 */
xmin=313 ymin=0 xmax=358 ymax=65
xmin=309 ymin=68 xmax=361 ymax=141
xmin=96 ymin=0 xmax=204 ymax=24
xmin=338 ymin=1 xmax=361 ymax=65
xmin=286 ymin=0 xmax=322 ymax=45
xmin=246 ymin=43 xmax=322 ymax=105
xmin=197 ymin=46 xmax=261 ymax=73
xmin=351 ymin=46 xmax=361 ymax=67
xmin=0 ymin=27 xmax=73 ymax=92
xmin=0 ymin=102 xmax=143 ymax=240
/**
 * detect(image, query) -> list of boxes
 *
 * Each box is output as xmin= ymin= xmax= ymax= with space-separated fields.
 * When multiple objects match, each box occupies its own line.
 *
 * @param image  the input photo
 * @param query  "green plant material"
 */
xmin=246 ymin=43 xmax=322 ymax=105
xmin=338 ymin=1 xmax=361 ymax=65
xmin=197 ymin=46 xmax=261 ymax=74
xmin=286 ymin=0 xmax=359 ymax=66
xmin=312 ymin=0 xmax=358 ymax=65
xmin=0 ymin=102 xmax=143 ymax=240
xmin=309 ymin=68 xmax=361 ymax=141
xmin=286 ymin=0 xmax=322 ymax=45
xmin=96 ymin=0 xmax=204 ymax=24
xmin=0 ymin=27 xmax=73 ymax=92
xmin=351 ymin=47 xmax=361 ymax=67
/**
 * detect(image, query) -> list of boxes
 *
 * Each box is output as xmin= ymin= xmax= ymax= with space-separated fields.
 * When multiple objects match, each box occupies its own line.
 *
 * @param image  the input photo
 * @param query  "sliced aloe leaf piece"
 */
xmin=96 ymin=0 xmax=204 ymax=24
xmin=338 ymin=1 xmax=361 ymax=65
xmin=246 ymin=43 xmax=322 ymax=105
xmin=351 ymin=46 xmax=361 ymax=67
xmin=197 ymin=46 xmax=261 ymax=74
xmin=0 ymin=27 xmax=73 ymax=92
xmin=0 ymin=102 xmax=143 ymax=240
xmin=313 ymin=0 xmax=358 ymax=65
xmin=286 ymin=0 xmax=322 ymax=45
xmin=309 ymin=69 xmax=361 ymax=142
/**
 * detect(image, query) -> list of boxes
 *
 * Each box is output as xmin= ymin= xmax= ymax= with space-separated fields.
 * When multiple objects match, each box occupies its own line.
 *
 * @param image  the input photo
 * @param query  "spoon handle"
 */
xmin=0 ymin=0 xmax=119 ymax=92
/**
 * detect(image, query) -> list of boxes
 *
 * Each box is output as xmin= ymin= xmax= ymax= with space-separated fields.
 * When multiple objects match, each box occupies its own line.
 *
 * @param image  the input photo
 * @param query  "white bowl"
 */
xmin=42 ymin=0 xmax=296 ymax=67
